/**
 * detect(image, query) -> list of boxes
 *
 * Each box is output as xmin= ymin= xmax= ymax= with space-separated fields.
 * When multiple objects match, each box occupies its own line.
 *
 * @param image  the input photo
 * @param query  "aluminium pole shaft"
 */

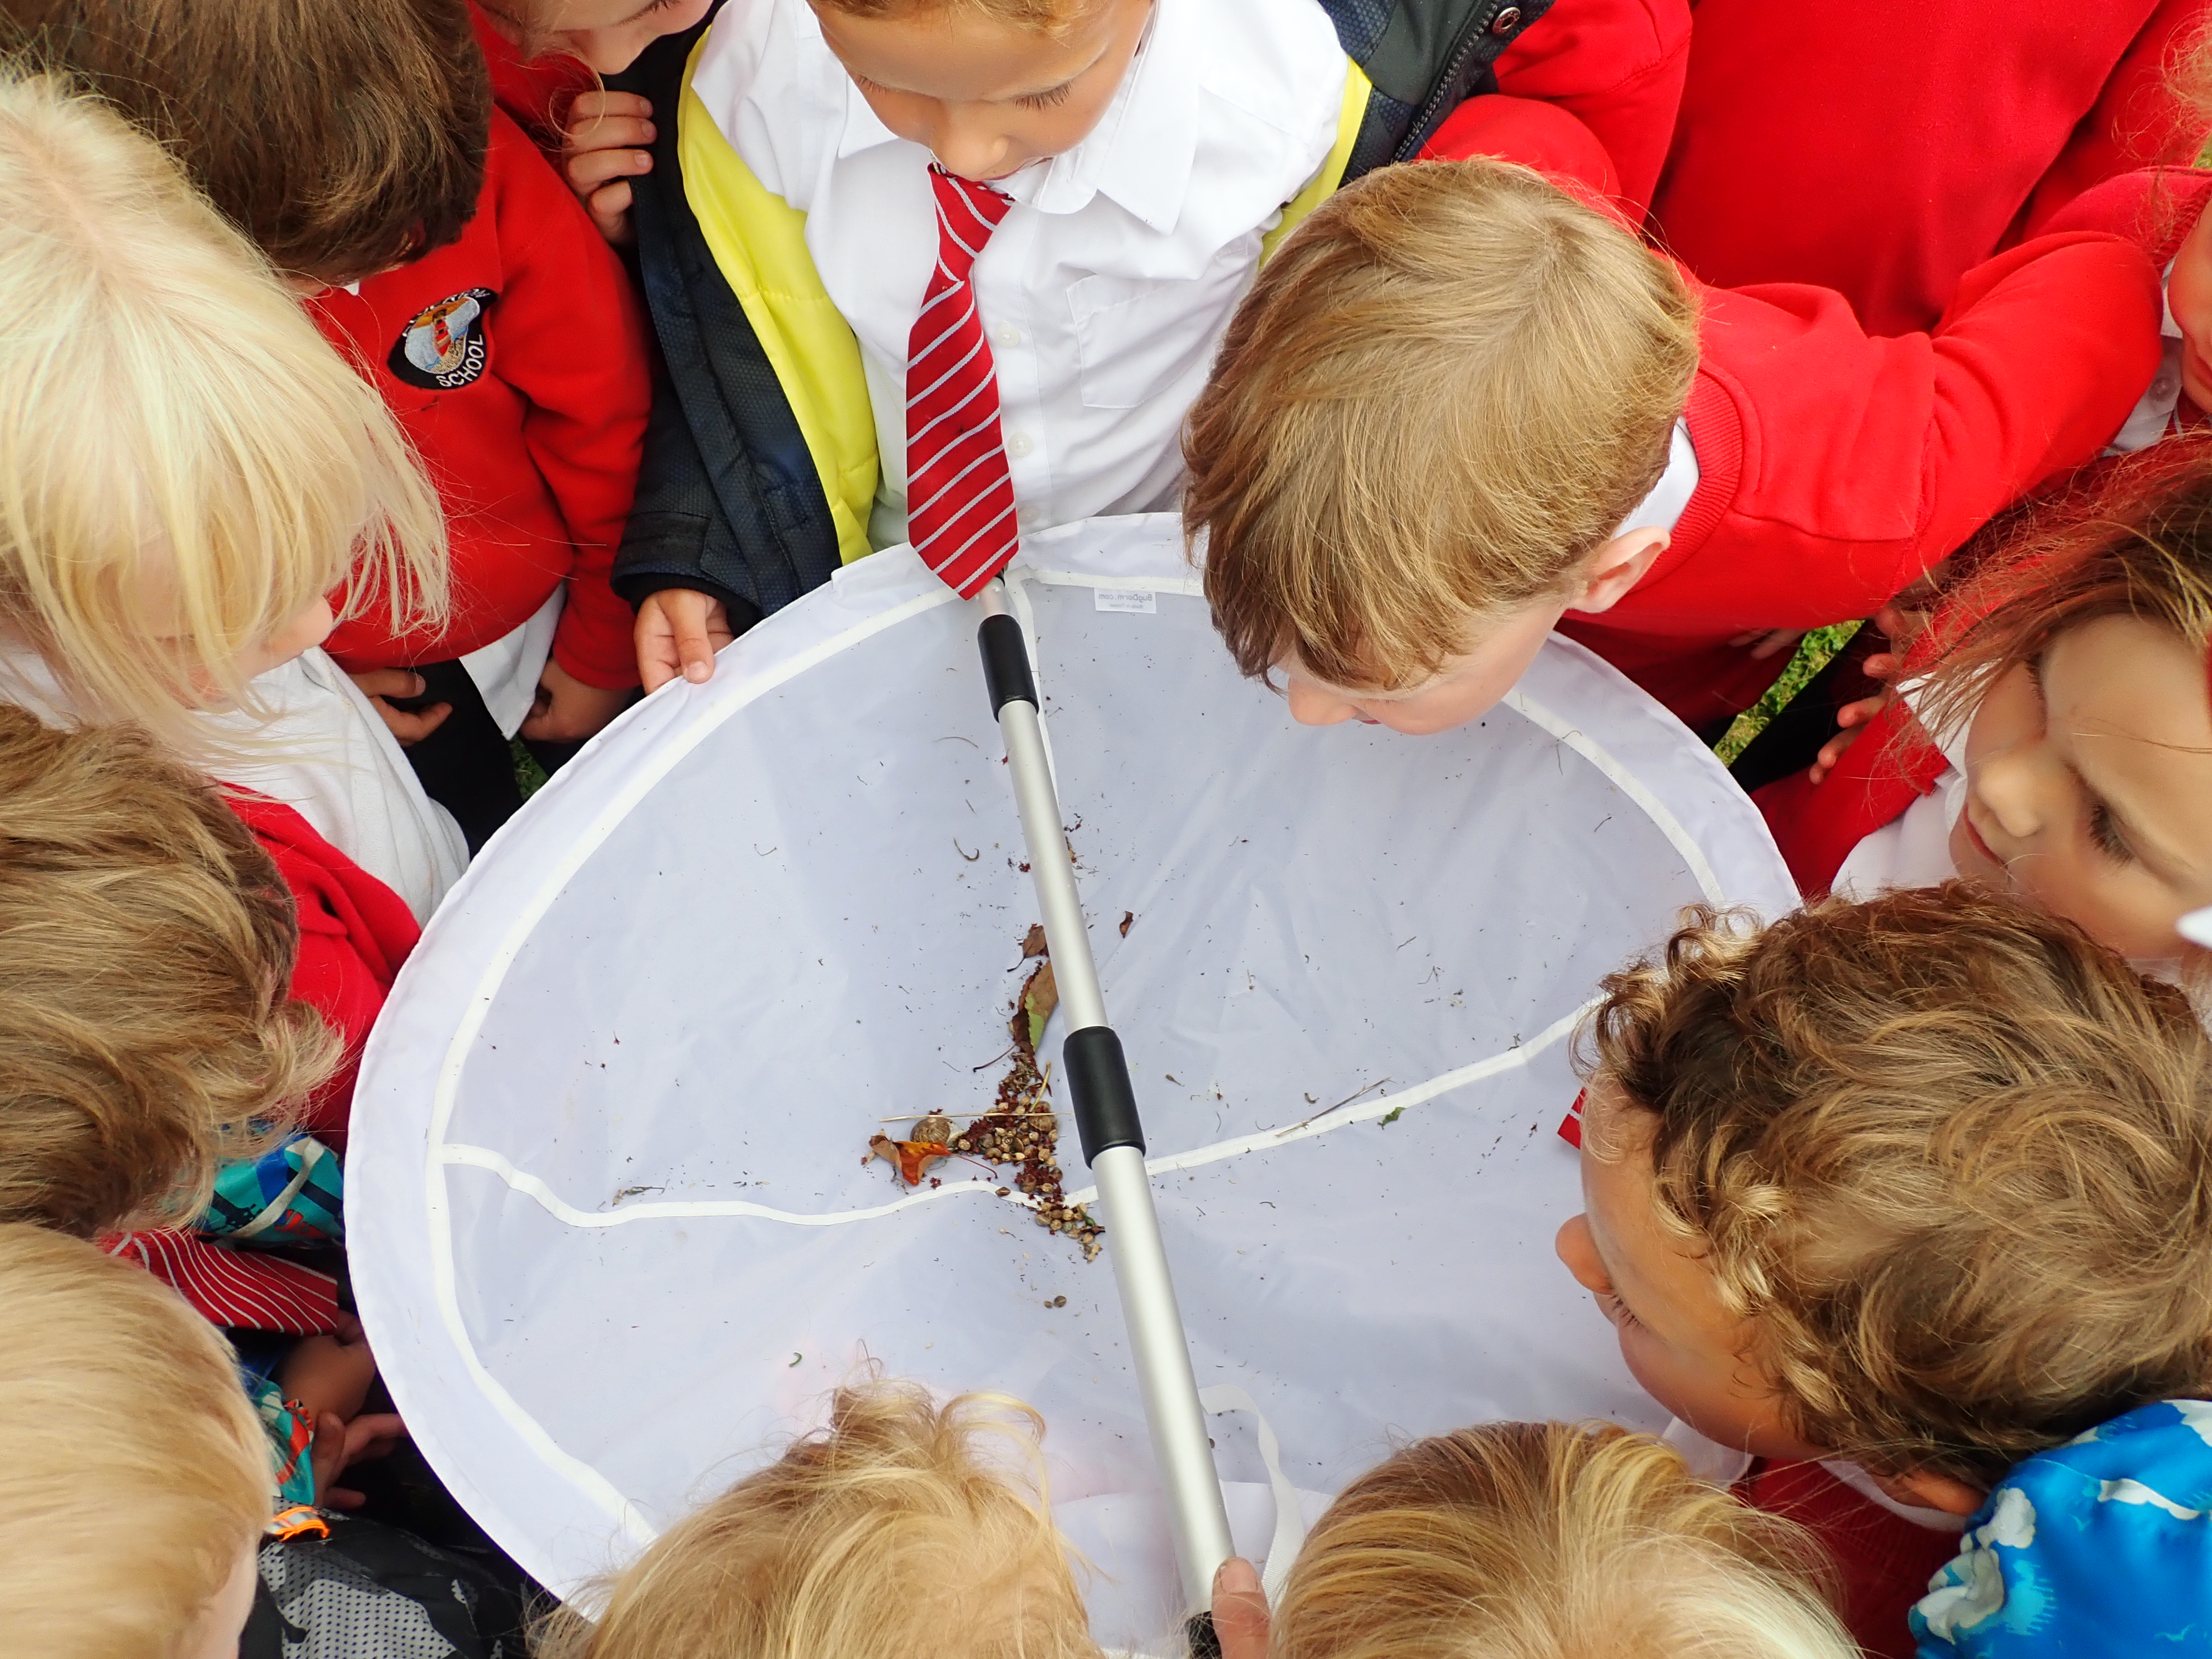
xmin=974 ymin=579 xmax=1235 ymax=1618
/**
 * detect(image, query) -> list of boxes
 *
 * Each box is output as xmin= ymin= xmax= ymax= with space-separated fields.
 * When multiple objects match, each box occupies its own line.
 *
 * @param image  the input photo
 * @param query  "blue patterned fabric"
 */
xmin=1912 ymin=1401 xmax=2212 ymax=1655
xmin=199 ymin=1133 xmax=343 ymax=1245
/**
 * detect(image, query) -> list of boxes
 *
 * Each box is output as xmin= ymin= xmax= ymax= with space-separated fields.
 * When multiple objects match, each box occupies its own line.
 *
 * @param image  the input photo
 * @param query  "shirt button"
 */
xmin=995 ymin=323 xmax=1022 ymax=347
xmin=1019 ymin=505 xmax=1045 ymax=530
xmin=1006 ymin=430 xmax=1034 ymax=458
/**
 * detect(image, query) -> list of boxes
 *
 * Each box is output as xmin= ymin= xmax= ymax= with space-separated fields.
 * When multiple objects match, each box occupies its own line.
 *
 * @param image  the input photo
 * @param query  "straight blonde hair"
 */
xmin=534 ymin=1379 xmax=1103 ymax=1659
xmin=1272 ymin=1421 xmax=1854 ymax=1659
xmin=0 ymin=707 xmax=337 ymax=1235
xmin=1188 ymin=159 xmax=1699 ymax=692
xmin=0 ymin=70 xmax=447 ymax=753
xmin=0 ymin=1222 xmax=270 ymax=1658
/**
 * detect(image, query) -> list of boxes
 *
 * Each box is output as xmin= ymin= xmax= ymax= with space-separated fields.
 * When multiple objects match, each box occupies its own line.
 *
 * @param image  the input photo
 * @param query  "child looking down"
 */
xmin=1216 ymin=1420 xmax=1855 ymax=1659
xmin=532 ymin=1378 xmax=1100 ymax=1659
xmin=1187 ymin=158 xmax=2162 ymax=733
xmin=0 ymin=69 xmax=461 ymax=918
xmin=1557 ymin=887 xmax=2212 ymax=1655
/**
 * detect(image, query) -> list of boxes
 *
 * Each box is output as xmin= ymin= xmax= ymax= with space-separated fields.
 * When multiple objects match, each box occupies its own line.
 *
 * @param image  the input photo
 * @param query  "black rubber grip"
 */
xmin=1185 ymin=1611 xmax=1222 ymax=1659
xmin=978 ymin=613 xmax=1037 ymax=713
xmin=1064 ymin=1025 xmax=1145 ymax=1163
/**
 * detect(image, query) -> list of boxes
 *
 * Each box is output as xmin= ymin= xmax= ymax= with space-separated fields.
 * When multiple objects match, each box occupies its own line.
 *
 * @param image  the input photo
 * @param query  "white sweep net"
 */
xmin=348 ymin=514 xmax=1798 ymax=1649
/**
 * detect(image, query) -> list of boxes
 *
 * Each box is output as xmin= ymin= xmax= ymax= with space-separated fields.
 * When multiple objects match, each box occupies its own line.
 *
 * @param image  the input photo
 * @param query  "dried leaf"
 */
xmin=869 ymin=1133 xmax=951 ymax=1186
xmin=1010 ymin=959 xmax=1060 ymax=1050
xmin=1021 ymin=924 xmax=1048 ymax=958
xmin=1119 ymin=911 xmax=1134 ymax=937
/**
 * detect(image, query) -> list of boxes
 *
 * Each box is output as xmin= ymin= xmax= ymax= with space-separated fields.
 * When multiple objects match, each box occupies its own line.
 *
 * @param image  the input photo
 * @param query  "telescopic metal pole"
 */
xmin=975 ymin=578 xmax=1235 ymax=1624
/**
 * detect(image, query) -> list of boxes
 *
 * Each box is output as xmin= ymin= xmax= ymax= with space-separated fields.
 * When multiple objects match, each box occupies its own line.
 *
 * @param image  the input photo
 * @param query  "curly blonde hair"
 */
xmin=1581 ymin=884 xmax=2212 ymax=1488
xmin=0 ymin=707 xmax=338 ymax=1235
xmin=1189 ymin=158 xmax=1699 ymax=692
xmin=1272 ymin=1421 xmax=1853 ymax=1659
xmin=0 ymin=1223 xmax=270 ymax=1658
xmin=533 ymin=1379 xmax=1102 ymax=1659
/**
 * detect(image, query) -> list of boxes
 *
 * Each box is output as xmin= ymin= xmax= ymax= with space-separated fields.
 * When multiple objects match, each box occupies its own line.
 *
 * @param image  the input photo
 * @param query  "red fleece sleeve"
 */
xmin=227 ymin=793 xmax=420 ymax=1147
xmin=1488 ymin=0 xmax=1690 ymax=218
xmin=1913 ymin=233 xmax=2164 ymax=558
xmin=1420 ymin=94 xmax=1621 ymax=208
xmin=481 ymin=113 xmax=652 ymax=689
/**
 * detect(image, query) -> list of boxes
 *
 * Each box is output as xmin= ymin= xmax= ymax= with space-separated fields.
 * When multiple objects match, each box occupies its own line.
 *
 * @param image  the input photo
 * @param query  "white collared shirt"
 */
xmin=691 ymin=0 xmax=1348 ymax=546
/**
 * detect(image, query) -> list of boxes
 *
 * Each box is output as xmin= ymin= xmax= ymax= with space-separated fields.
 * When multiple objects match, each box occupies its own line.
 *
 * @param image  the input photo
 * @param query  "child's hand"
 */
xmin=562 ymin=90 xmax=655 ymax=247
xmin=348 ymin=668 xmax=451 ymax=746
xmin=308 ymin=1408 xmax=408 ymax=1512
xmin=635 ymin=589 xmax=734 ymax=691
xmin=1728 ymin=628 xmax=1806 ymax=661
xmin=277 ymin=1313 xmax=377 ymax=1421
xmin=1211 ymin=1558 xmax=1270 ymax=1659
xmin=521 ymin=659 xmax=633 ymax=743
xmin=1804 ymin=601 xmax=1923 ymax=784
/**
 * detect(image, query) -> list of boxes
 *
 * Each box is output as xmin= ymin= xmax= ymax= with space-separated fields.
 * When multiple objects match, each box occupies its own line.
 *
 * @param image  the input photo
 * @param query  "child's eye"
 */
xmin=1014 ymin=82 xmax=1074 ymax=111
xmin=2090 ymin=799 xmax=2135 ymax=863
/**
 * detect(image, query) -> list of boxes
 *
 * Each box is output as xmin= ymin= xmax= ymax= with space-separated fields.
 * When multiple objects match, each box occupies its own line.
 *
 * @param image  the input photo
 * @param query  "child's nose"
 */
xmin=930 ymin=112 xmax=1011 ymax=182
xmin=1284 ymin=679 xmax=1361 ymax=727
xmin=1974 ymin=747 xmax=2052 ymax=842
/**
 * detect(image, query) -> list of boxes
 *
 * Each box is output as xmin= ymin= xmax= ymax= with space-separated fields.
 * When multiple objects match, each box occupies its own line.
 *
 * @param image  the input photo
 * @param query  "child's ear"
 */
xmin=1867 ymin=1466 xmax=1987 ymax=1517
xmin=1568 ymin=528 xmax=1670 ymax=616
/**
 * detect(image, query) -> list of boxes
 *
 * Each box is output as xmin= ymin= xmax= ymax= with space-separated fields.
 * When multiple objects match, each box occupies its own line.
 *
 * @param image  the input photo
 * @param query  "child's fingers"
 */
xmin=670 ymin=597 xmax=722 ymax=684
xmin=564 ymin=88 xmax=653 ymax=132
xmin=568 ymin=148 xmax=651 ymax=200
xmin=1211 ymin=1558 xmax=1271 ymax=1659
xmin=349 ymin=667 xmax=426 ymax=700
xmin=566 ymin=113 xmax=655 ymax=157
xmin=590 ymin=182 xmax=637 ymax=247
xmin=371 ymin=698 xmax=451 ymax=746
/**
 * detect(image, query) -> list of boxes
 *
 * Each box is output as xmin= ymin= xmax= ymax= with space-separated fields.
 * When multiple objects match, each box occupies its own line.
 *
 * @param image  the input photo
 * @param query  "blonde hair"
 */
xmin=0 ymin=70 xmax=446 ymax=753
xmin=0 ymin=1222 xmax=269 ymax=1658
xmin=1272 ymin=1421 xmax=1853 ymax=1659
xmin=1189 ymin=159 xmax=1700 ymax=692
xmin=1583 ymin=885 xmax=2212 ymax=1488
xmin=534 ymin=1379 xmax=1102 ymax=1659
xmin=0 ymin=707 xmax=338 ymax=1235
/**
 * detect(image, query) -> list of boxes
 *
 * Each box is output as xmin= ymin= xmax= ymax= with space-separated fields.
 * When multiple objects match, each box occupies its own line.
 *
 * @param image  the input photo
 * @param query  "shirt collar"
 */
xmin=818 ymin=0 xmax=1199 ymax=230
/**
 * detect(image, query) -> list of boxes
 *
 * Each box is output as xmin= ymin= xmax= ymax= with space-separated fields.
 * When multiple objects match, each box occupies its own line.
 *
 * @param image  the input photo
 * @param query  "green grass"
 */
xmin=510 ymin=739 xmax=550 ymax=801
xmin=1709 ymin=620 xmax=1863 ymax=765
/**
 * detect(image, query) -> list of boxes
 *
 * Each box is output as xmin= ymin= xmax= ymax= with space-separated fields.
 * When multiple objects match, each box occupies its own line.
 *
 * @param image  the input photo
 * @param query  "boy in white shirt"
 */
xmin=620 ymin=0 xmax=1558 ymax=688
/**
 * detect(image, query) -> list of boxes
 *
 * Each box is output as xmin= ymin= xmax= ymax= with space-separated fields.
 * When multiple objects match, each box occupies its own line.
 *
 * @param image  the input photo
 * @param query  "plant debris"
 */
xmin=1119 ymin=911 xmax=1134 ymax=937
xmin=863 ymin=925 xmax=1102 ymax=1261
xmin=1011 ymin=959 xmax=1058 ymax=1050
xmin=1379 ymin=1105 xmax=1405 ymax=1127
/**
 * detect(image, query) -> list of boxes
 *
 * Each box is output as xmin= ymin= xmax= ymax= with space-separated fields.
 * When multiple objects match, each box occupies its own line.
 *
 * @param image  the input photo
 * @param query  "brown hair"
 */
xmin=1272 ymin=1421 xmax=1853 ymax=1659
xmin=1583 ymin=884 xmax=2212 ymax=1488
xmin=533 ymin=1379 xmax=1103 ymax=1659
xmin=0 ymin=1223 xmax=270 ymax=1658
xmin=4 ymin=0 xmax=489 ymax=283
xmin=1916 ymin=441 xmax=2212 ymax=745
xmin=1188 ymin=158 xmax=1699 ymax=691
xmin=0 ymin=707 xmax=338 ymax=1236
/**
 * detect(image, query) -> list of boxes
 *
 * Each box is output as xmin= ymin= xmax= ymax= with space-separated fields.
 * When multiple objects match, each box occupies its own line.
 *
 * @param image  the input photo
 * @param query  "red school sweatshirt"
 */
xmin=1552 ymin=233 xmax=2164 ymax=729
xmin=226 ymin=791 xmax=421 ymax=1149
xmin=311 ymin=108 xmax=651 ymax=691
xmin=1648 ymin=0 xmax=2206 ymax=338
xmin=1486 ymin=0 xmax=1690 ymax=220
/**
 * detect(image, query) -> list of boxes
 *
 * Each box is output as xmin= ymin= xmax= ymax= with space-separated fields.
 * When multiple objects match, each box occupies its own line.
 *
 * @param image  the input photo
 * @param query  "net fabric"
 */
xmin=349 ymin=514 xmax=1797 ymax=1648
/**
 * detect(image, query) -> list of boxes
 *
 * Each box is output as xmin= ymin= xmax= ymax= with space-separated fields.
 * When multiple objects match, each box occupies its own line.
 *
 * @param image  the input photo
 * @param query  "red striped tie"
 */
xmin=908 ymin=165 xmax=1018 ymax=597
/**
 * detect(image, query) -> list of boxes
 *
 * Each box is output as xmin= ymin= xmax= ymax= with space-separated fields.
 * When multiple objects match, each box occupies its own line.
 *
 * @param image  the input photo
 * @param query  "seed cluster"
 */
xmin=956 ymin=1084 xmax=1104 ymax=1261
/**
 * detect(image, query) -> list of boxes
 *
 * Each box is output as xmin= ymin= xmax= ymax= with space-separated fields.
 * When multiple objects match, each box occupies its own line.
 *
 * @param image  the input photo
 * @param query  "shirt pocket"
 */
xmin=1068 ymin=254 xmax=1250 ymax=411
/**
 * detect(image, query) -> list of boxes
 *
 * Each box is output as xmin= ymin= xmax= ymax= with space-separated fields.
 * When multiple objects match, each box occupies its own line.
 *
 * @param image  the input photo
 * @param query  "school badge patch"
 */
xmin=387 ymin=287 xmax=496 ymax=390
